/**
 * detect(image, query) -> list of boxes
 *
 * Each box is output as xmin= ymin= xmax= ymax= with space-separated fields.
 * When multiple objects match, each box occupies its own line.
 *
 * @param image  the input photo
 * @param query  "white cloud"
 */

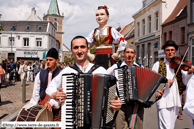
xmin=0 ymin=0 xmax=142 ymax=49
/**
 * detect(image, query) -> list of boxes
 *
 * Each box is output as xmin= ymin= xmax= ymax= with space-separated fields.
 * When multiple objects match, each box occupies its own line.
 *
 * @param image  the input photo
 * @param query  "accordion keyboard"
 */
xmin=61 ymin=74 xmax=76 ymax=129
xmin=114 ymin=68 xmax=126 ymax=104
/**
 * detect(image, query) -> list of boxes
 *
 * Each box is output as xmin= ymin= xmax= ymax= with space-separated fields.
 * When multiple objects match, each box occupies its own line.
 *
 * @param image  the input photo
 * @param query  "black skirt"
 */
xmin=94 ymin=54 xmax=114 ymax=69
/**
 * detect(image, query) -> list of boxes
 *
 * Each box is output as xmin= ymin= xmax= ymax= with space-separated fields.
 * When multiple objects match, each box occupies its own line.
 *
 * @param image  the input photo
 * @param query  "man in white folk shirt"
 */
xmin=152 ymin=40 xmax=194 ymax=129
xmin=183 ymin=75 xmax=194 ymax=129
xmin=29 ymin=48 xmax=61 ymax=122
xmin=107 ymin=43 xmax=155 ymax=129
xmin=46 ymin=35 xmax=122 ymax=112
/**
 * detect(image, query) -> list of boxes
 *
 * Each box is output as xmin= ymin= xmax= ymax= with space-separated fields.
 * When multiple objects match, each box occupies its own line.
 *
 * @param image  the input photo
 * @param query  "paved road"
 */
xmin=0 ymin=81 xmax=192 ymax=129
xmin=0 ymin=81 xmax=34 ymax=122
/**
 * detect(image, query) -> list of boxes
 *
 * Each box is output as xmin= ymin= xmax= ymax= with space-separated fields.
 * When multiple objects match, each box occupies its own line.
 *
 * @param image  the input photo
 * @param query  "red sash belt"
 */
xmin=96 ymin=48 xmax=112 ymax=54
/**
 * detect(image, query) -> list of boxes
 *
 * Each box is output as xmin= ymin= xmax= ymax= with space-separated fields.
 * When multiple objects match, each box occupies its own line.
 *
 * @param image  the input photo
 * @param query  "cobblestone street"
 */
xmin=0 ymin=81 xmax=34 ymax=122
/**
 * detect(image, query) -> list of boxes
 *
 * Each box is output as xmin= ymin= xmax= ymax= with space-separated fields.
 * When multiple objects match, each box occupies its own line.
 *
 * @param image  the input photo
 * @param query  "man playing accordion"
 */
xmin=46 ymin=36 xmax=122 ymax=128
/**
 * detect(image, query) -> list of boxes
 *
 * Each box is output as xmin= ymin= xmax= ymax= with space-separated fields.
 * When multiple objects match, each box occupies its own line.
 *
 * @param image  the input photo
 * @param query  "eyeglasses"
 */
xmin=164 ymin=49 xmax=176 ymax=52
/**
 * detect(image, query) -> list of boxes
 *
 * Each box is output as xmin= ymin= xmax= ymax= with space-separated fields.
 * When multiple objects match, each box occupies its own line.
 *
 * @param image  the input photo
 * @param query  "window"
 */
xmin=193 ymin=0 xmax=194 ymax=22
xmin=137 ymin=22 xmax=140 ymax=37
xmin=36 ymin=38 xmax=42 ymax=47
xmin=142 ymin=19 xmax=145 ymax=35
xmin=26 ymin=25 xmax=30 ymax=30
xmin=9 ymin=37 xmax=15 ymax=46
xmin=136 ymin=45 xmax=140 ymax=64
xmin=148 ymin=16 xmax=151 ymax=33
xmin=54 ymin=22 xmax=57 ymax=29
xmin=191 ymin=38 xmax=194 ymax=65
xmin=169 ymin=31 xmax=172 ymax=40
xmin=164 ymin=32 xmax=167 ymax=44
xmin=148 ymin=43 xmax=151 ymax=68
xmin=142 ymin=44 xmax=145 ymax=66
xmin=154 ymin=52 xmax=158 ymax=62
xmin=181 ymin=27 xmax=185 ymax=44
xmin=156 ymin=12 xmax=159 ymax=31
xmin=23 ymin=38 xmax=29 ymax=46
xmin=38 ymin=26 xmax=42 ymax=30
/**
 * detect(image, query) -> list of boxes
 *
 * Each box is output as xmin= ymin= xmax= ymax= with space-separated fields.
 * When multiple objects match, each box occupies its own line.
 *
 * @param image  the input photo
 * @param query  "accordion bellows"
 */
xmin=115 ymin=66 xmax=167 ymax=105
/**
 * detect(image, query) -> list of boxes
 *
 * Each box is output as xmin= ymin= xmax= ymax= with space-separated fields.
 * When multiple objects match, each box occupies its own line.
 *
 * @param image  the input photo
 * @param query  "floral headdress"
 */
xmin=103 ymin=5 xmax=108 ymax=10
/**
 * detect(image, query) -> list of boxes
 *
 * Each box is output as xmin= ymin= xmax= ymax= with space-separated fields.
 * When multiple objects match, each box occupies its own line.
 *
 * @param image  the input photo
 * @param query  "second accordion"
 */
xmin=61 ymin=73 xmax=118 ymax=129
xmin=114 ymin=65 xmax=167 ymax=105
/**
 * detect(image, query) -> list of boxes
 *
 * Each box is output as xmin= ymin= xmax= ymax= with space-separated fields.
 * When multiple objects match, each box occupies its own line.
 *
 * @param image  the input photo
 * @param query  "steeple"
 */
xmin=48 ymin=0 xmax=60 ymax=16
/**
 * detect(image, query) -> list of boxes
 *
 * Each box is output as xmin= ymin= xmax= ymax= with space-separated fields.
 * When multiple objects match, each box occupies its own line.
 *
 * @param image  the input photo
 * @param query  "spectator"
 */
xmin=15 ymin=61 xmax=20 ymax=82
xmin=34 ymin=61 xmax=40 ymax=79
xmin=9 ymin=59 xmax=16 ymax=83
xmin=5 ymin=59 xmax=11 ymax=86
xmin=18 ymin=60 xmax=27 ymax=87
xmin=0 ymin=64 xmax=5 ymax=106
xmin=27 ymin=62 xmax=33 ymax=82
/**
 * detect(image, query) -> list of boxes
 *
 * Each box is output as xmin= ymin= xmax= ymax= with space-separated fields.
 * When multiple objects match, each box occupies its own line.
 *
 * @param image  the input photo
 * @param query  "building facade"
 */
xmin=133 ymin=0 xmax=179 ymax=68
xmin=0 ymin=20 xmax=59 ymax=62
xmin=187 ymin=0 xmax=194 ymax=65
xmin=162 ymin=0 xmax=188 ymax=59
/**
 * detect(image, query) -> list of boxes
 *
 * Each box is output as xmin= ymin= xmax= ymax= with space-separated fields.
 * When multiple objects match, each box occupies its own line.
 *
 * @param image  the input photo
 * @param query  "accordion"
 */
xmin=61 ymin=73 xmax=118 ymax=129
xmin=114 ymin=66 xmax=167 ymax=105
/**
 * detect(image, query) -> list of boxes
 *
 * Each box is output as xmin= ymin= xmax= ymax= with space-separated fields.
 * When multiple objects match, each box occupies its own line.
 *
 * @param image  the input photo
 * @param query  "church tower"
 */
xmin=43 ymin=0 xmax=64 ymax=48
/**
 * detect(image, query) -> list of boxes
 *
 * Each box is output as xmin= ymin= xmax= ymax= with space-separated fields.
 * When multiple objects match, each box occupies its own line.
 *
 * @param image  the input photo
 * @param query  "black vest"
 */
xmin=39 ymin=68 xmax=60 ymax=99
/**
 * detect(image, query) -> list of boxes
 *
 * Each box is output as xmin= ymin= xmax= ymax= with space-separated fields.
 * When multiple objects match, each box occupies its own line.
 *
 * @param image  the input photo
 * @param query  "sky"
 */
xmin=0 ymin=0 xmax=142 ymax=49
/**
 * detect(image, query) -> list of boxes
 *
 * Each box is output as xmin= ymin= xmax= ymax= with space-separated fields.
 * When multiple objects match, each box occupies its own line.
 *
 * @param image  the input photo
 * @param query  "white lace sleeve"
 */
xmin=111 ymin=28 xmax=127 ymax=52
xmin=86 ymin=29 xmax=95 ymax=48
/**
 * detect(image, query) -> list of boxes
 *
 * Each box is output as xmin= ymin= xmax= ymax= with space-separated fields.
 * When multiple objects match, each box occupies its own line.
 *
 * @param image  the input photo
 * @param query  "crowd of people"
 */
xmin=0 ymin=59 xmax=71 ymax=87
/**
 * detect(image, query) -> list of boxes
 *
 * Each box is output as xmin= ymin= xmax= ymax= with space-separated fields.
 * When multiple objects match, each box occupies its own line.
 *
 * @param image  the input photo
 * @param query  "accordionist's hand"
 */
xmin=109 ymin=95 xmax=122 ymax=111
xmin=45 ymin=103 xmax=52 ymax=112
xmin=166 ymin=79 xmax=173 ymax=87
xmin=156 ymin=87 xmax=166 ymax=98
xmin=51 ymin=88 xmax=67 ymax=103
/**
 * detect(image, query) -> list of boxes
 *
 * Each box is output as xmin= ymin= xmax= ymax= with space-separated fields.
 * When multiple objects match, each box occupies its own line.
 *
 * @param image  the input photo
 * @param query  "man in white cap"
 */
xmin=107 ymin=42 xmax=145 ymax=129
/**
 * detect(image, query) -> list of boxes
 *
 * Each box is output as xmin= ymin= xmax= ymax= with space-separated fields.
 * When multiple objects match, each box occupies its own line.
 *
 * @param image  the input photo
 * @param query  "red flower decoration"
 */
xmin=104 ymin=6 xmax=108 ymax=9
xmin=119 ymin=37 xmax=126 ymax=42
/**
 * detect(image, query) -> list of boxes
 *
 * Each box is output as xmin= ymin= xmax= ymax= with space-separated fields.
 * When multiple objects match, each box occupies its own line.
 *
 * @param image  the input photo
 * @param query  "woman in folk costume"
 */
xmin=86 ymin=5 xmax=127 ymax=69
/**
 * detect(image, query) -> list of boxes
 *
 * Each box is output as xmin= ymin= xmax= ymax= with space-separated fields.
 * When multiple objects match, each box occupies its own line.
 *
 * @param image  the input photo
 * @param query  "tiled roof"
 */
xmin=163 ymin=0 xmax=187 ymax=25
xmin=120 ymin=22 xmax=134 ymax=37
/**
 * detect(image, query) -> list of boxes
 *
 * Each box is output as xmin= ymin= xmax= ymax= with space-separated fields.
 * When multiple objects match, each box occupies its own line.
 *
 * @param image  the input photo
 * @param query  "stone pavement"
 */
xmin=0 ymin=81 xmax=34 ymax=122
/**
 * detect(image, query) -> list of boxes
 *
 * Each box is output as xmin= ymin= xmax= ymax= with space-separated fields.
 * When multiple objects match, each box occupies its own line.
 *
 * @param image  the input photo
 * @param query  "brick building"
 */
xmin=162 ymin=0 xmax=188 ymax=59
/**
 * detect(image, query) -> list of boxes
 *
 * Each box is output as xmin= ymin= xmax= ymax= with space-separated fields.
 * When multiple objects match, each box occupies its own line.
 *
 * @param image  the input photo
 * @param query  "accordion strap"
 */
xmin=129 ymin=103 xmax=139 ymax=129
xmin=70 ymin=64 xmax=100 ymax=74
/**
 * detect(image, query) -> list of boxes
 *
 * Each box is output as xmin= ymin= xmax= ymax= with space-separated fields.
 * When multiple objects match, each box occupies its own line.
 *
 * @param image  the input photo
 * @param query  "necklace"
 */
xmin=98 ymin=26 xmax=107 ymax=34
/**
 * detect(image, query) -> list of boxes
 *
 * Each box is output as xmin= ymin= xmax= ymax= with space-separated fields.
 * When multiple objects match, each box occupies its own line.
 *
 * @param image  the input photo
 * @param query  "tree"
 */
xmin=0 ymin=14 xmax=4 ymax=31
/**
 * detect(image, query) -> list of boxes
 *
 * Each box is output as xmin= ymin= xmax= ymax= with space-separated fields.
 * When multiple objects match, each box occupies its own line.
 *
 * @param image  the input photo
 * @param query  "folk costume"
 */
xmin=87 ymin=5 xmax=127 ymax=70
xmin=87 ymin=26 xmax=126 ymax=69
xmin=183 ymin=75 xmax=194 ymax=129
xmin=152 ymin=58 xmax=192 ymax=129
xmin=30 ymin=48 xmax=61 ymax=127
xmin=107 ymin=61 xmax=144 ymax=129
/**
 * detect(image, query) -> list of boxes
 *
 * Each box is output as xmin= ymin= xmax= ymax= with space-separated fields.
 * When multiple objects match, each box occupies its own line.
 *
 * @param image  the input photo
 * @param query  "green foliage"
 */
xmin=90 ymin=47 xmax=96 ymax=54
xmin=0 ymin=14 xmax=4 ymax=31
